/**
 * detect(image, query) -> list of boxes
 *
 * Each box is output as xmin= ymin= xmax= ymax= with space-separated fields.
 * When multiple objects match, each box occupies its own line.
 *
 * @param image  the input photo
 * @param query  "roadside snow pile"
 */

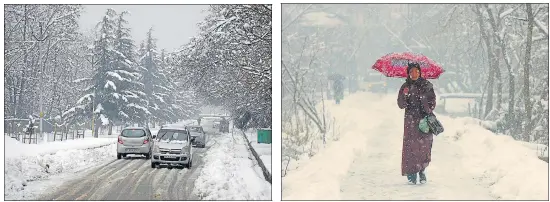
xmin=4 ymin=136 xmax=116 ymax=200
xmin=193 ymin=133 xmax=271 ymax=200
xmin=518 ymin=141 xmax=548 ymax=158
xmin=244 ymin=129 xmax=272 ymax=174
xmin=439 ymin=116 xmax=548 ymax=200
xmin=5 ymin=136 xmax=115 ymax=158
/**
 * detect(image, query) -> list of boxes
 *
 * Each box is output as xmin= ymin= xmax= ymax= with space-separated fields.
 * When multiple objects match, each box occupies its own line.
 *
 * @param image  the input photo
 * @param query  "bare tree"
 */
xmin=522 ymin=3 xmax=534 ymax=141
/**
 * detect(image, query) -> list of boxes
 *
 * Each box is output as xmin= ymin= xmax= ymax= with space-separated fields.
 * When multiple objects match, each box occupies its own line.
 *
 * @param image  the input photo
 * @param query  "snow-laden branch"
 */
xmin=534 ymin=18 xmax=549 ymax=38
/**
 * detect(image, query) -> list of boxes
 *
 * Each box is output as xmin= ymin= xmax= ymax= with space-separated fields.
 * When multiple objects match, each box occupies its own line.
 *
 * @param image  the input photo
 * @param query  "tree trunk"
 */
xmin=93 ymin=118 xmax=100 ymax=138
xmin=495 ymin=53 xmax=502 ymax=110
xmin=474 ymin=6 xmax=495 ymax=118
xmin=108 ymin=122 xmax=113 ymax=136
xmin=522 ymin=4 xmax=534 ymax=142
xmin=484 ymin=4 xmax=521 ymax=134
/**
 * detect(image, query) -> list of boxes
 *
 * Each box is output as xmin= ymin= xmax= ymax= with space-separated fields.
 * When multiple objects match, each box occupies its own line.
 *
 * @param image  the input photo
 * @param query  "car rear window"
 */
xmin=156 ymin=129 xmax=189 ymax=141
xmin=121 ymin=129 xmax=146 ymax=137
xmin=188 ymin=127 xmax=202 ymax=132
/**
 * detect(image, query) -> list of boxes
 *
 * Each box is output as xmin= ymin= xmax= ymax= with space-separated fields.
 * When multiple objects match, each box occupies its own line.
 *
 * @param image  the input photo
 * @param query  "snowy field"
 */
xmin=193 ymin=131 xmax=271 ymax=200
xmin=244 ymin=129 xmax=272 ymax=174
xmin=4 ymin=136 xmax=117 ymax=200
xmin=282 ymin=92 xmax=548 ymax=200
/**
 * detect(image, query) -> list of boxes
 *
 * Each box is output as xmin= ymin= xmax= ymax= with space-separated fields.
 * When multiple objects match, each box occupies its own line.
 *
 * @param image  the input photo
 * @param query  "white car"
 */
xmin=151 ymin=127 xmax=193 ymax=168
xmin=117 ymin=127 xmax=154 ymax=159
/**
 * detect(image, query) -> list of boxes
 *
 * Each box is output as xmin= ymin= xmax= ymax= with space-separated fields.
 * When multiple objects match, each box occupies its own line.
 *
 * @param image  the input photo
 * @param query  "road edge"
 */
xmin=240 ymin=129 xmax=272 ymax=184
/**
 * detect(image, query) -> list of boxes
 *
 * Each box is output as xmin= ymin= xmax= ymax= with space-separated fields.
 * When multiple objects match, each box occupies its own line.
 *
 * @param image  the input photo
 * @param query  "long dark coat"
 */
xmin=397 ymin=78 xmax=436 ymax=176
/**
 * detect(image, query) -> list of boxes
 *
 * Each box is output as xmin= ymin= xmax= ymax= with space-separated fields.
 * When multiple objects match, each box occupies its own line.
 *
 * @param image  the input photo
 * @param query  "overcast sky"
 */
xmin=78 ymin=5 xmax=210 ymax=52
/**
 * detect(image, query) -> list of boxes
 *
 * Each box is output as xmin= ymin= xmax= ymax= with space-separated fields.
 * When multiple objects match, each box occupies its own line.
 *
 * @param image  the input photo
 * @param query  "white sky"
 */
xmin=78 ymin=5 xmax=210 ymax=52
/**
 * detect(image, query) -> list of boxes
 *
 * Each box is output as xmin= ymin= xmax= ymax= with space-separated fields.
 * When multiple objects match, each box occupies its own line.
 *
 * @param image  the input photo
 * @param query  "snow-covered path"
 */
xmin=283 ymin=92 xmax=548 ymax=200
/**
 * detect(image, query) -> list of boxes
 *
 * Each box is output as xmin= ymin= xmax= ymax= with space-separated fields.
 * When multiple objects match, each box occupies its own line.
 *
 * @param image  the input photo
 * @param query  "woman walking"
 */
xmin=397 ymin=62 xmax=437 ymax=184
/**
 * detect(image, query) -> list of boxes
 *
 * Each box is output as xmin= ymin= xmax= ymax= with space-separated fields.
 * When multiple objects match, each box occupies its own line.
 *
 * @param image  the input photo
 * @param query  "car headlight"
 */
xmin=181 ymin=147 xmax=189 ymax=154
xmin=153 ymin=146 xmax=160 ymax=153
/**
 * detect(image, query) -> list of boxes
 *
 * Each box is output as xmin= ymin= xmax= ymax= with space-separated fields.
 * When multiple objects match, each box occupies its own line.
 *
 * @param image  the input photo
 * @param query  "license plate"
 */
xmin=164 ymin=156 xmax=177 ymax=159
xmin=126 ymin=148 xmax=138 ymax=152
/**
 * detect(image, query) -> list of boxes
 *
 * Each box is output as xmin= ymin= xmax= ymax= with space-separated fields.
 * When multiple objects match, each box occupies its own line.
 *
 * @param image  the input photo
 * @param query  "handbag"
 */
xmin=419 ymin=114 xmax=444 ymax=135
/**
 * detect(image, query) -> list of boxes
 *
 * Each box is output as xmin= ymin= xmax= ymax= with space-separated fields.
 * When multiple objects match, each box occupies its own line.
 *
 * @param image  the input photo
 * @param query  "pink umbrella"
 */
xmin=372 ymin=52 xmax=445 ymax=79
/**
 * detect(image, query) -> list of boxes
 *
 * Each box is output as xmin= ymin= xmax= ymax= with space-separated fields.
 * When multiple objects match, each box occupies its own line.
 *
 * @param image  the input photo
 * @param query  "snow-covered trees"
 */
xmin=282 ymin=4 xmax=548 ymax=145
xmin=5 ymin=6 xmax=205 ymax=136
xmin=172 ymin=5 xmax=272 ymax=129
xmin=4 ymin=5 xmax=85 ymax=127
xmin=136 ymin=28 xmax=189 ymax=125
xmin=65 ymin=9 xmax=150 ymax=137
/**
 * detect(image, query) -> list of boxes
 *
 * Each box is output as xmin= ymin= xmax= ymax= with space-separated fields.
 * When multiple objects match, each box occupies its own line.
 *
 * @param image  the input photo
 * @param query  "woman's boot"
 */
xmin=419 ymin=170 xmax=427 ymax=184
xmin=406 ymin=173 xmax=417 ymax=184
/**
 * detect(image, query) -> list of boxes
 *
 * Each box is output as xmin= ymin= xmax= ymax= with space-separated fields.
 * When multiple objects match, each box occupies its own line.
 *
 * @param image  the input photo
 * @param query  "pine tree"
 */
xmin=112 ymin=11 xmax=150 ymax=128
xmin=138 ymin=28 xmax=177 ymax=126
xmin=64 ymin=9 xmax=149 ymax=137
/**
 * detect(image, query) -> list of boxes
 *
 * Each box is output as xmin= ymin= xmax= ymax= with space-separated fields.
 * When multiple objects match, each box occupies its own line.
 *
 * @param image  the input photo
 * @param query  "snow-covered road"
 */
xmin=6 ymin=119 xmax=271 ymax=200
xmin=35 ymin=133 xmax=214 ymax=200
xmin=37 ymin=152 xmax=207 ymax=200
xmin=283 ymin=92 xmax=548 ymax=200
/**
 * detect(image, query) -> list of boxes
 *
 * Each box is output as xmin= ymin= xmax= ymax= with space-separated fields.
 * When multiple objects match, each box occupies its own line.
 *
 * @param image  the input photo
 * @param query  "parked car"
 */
xmin=186 ymin=125 xmax=206 ymax=148
xmin=151 ymin=127 xmax=193 ymax=169
xmin=117 ymin=127 xmax=153 ymax=159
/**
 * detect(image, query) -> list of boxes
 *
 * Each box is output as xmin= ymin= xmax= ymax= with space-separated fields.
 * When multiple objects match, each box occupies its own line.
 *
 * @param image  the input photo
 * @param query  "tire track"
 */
xmin=146 ymin=167 xmax=165 ymax=200
xmin=127 ymin=164 xmax=159 ymax=200
xmin=167 ymin=167 xmax=189 ymax=200
xmin=151 ymin=167 xmax=172 ymax=199
xmin=73 ymin=159 xmax=145 ymax=200
xmin=93 ymin=159 xmax=147 ymax=200
xmin=113 ymin=160 xmax=151 ymax=200
xmin=44 ymin=159 xmax=126 ymax=200
xmin=161 ymin=168 xmax=181 ymax=200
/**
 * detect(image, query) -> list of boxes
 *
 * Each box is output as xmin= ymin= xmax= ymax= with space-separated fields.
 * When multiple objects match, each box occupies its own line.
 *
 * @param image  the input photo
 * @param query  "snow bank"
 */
xmin=519 ymin=142 xmax=549 ymax=158
xmin=245 ymin=129 xmax=272 ymax=174
xmin=5 ymin=136 xmax=115 ymax=158
xmin=193 ymin=133 xmax=271 ymax=200
xmin=5 ymin=136 xmax=116 ymax=200
xmin=439 ymin=116 xmax=548 ymax=200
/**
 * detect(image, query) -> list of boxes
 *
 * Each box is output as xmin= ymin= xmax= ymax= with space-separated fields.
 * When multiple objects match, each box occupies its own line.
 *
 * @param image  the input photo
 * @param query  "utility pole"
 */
xmin=92 ymin=98 xmax=94 ymax=138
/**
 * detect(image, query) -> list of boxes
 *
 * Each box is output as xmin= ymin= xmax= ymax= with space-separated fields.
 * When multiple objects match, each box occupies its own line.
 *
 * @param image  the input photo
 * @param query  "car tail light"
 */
xmin=118 ymin=136 xmax=123 ymax=144
xmin=143 ymin=139 xmax=149 ymax=144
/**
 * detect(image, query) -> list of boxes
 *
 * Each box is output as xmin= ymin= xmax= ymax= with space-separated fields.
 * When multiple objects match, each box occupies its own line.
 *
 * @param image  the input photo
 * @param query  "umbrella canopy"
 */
xmin=371 ymin=52 xmax=444 ymax=79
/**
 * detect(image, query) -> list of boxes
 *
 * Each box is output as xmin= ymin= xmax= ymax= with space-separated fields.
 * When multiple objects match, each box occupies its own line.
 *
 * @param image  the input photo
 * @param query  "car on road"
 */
xmin=151 ymin=127 xmax=193 ymax=168
xmin=117 ymin=127 xmax=154 ymax=159
xmin=186 ymin=125 xmax=206 ymax=148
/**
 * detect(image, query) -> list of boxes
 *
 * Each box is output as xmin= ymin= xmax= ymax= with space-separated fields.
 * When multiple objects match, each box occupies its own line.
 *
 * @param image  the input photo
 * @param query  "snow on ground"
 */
xmin=4 ymin=136 xmax=116 ymax=200
xmin=282 ymin=92 xmax=548 ymax=200
xmin=244 ymin=129 xmax=272 ymax=174
xmin=440 ymin=97 xmax=477 ymax=114
xmin=193 ymin=132 xmax=271 ymax=200
xmin=520 ymin=142 xmax=549 ymax=158
xmin=5 ymin=135 xmax=115 ymax=158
